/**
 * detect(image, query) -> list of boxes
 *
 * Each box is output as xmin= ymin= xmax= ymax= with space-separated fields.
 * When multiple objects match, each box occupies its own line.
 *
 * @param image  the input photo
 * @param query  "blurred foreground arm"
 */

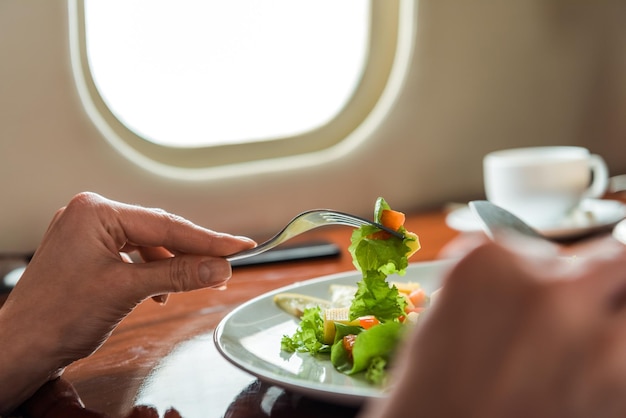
xmin=363 ymin=238 xmax=626 ymax=418
xmin=0 ymin=192 xmax=255 ymax=414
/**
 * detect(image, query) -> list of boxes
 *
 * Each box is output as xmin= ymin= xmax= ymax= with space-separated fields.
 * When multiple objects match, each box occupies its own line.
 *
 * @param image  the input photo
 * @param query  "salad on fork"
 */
xmin=277 ymin=197 xmax=424 ymax=386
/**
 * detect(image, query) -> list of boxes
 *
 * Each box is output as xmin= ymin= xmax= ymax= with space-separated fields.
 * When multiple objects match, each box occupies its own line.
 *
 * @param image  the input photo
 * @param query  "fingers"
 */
xmin=113 ymin=201 xmax=255 ymax=256
xmin=45 ymin=206 xmax=66 ymax=233
xmin=124 ymin=254 xmax=233 ymax=300
xmin=52 ymin=192 xmax=256 ymax=303
xmin=63 ymin=192 xmax=256 ymax=257
xmin=136 ymin=245 xmax=174 ymax=262
xmin=16 ymin=378 xmax=108 ymax=418
xmin=569 ymin=310 xmax=626 ymax=416
xmin=554 ymin=243 xmax=626 ymax=316
xmin=121 ymin=246 xmax=232 ymax=304
xmin=135 ymin=245 xmax=174 ymax=304
xmin=562 ymin=234 xmax=626 ymax=259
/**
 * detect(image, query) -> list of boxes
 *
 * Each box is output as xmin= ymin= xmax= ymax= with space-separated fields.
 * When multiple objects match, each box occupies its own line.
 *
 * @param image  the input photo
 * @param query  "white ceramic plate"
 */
xmin=214 ymin=260 xmax=452 ymax=406
xmin=446 ymin=199 xmax=626 ymax=239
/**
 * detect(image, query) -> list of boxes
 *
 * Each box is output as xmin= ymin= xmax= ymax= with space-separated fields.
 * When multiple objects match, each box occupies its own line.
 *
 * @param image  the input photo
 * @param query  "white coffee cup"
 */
xmin=483 ymin=146 xmax=608 ymax=228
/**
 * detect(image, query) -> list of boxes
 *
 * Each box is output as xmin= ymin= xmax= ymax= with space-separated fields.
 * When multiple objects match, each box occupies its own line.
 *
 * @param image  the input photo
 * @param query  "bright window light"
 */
xmin=83 ymin=1 xmax=370 ymax=148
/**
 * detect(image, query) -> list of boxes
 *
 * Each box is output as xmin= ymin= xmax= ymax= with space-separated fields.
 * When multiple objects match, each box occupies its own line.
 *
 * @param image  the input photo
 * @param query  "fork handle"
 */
xmin=229 ymin=241 xmax=340 ymax=267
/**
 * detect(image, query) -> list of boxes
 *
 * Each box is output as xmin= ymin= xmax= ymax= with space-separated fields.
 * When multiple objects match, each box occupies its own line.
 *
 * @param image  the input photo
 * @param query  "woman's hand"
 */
xmin=362 ymin=238 xmax=626 ymax=418
xmin=0 ymin=192 xmax=255 ymax=413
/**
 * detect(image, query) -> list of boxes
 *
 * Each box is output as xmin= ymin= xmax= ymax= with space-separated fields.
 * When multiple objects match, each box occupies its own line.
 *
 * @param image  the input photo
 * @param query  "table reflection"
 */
xmin=134 ymin=333 xmax=255 ymax=416
xmin=224 ymin=380 xmax=360 ymax=418
xmin=18 ymin=334 xmax=361 ymax=418
xmin=133 ymin=331 xmax=362 ymax=418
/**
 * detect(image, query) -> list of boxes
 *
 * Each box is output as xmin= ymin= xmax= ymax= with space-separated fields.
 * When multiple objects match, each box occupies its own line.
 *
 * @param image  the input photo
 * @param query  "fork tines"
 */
xmin=319 ymin=211 xmax=368 ymax=227
xmin=320 ymin=211 xmax=404 ymax=239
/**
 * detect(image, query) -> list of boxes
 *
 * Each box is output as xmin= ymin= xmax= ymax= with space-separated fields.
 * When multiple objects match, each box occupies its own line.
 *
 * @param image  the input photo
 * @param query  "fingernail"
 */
xmin=199 ymin=260 xmax=231 ymax=285
xmin=235 ymin=235 xmax=257 ymax=245
xmin=212 ymin=281 xmax=228 ymax=291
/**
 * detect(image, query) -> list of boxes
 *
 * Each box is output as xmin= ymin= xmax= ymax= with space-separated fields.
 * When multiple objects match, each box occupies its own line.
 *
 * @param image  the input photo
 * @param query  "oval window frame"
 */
xmin=68 ymin=0 xmax=406 ymax=178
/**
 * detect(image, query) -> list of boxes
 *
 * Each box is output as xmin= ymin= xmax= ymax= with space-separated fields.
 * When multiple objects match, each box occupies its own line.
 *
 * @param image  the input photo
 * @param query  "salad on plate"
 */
xmin=277 ymin=197 xmax=429 ymax=386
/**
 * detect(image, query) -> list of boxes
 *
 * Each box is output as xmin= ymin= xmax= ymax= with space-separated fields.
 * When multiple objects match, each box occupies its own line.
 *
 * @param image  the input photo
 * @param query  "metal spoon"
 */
xmin=468 ymin=200 xmax=546 ymax=242
xmin=469 ymin=200 xmax=626 ymax=245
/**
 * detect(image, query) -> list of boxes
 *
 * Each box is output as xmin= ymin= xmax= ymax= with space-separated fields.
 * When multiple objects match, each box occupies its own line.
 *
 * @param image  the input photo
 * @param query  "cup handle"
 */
xmin=584 ymin=154 xmax=609 ymax=199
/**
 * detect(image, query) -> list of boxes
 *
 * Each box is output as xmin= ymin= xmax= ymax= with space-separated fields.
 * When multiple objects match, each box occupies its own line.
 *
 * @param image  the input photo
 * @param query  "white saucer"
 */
xmin=446 ymin=199 xmax=626 ymax=240
xmin=613 ymin=219 xmax=626 ymax=244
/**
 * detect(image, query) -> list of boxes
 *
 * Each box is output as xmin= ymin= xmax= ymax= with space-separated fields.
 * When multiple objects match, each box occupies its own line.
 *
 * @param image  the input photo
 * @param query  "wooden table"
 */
xmin=9 ymin=195 xmax=624 ymax=418
xmin=0 ymin=209 xmax=458 ymax=418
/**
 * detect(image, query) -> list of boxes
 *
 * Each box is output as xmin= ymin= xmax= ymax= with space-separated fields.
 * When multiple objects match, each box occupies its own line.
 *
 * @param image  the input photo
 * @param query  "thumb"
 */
xmin=129 ymin=255 xmax=232 ymax=299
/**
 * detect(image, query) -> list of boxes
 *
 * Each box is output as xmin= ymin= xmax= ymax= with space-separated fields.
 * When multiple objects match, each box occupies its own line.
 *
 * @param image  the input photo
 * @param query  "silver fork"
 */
xmin=226 ymin=209 xmax=404 ymax=262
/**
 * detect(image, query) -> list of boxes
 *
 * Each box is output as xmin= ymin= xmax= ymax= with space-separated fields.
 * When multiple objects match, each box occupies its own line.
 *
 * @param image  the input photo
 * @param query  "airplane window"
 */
xmin=69 ymin=0 xmax=401 ymax=176
xmin=83 ymin=0 xmax=369 ymax=148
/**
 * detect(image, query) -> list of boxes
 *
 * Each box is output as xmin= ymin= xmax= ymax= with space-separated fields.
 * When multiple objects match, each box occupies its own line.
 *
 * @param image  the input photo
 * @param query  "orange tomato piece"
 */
xmin=342 ymin=334 xmax=358 ymax=359
xmin=380 ymin=209 xmax=406 ymax=231
xmin=359 ymin=315 xmax=380 ymax=330
xmin=405 ymin=306 xmax=426 ymax=315
xmin=409 ymin=288 xmax=428 ymax=307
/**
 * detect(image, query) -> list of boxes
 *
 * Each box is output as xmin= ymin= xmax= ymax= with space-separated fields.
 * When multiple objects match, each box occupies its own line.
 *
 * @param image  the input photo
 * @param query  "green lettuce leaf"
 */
xmin=374 ymin=197 xmax=392 ymax=223
xmin=349 ymin=270 xmax=406 ymax=322
xmin=348 ymin=224 xmax=410 ymax=276
xmin=281 ymin=306 xmax=330 ymax=354
xmin=347 ymin=199 xmax=410 ymax=323
xmin=330 ymin=323 xmax=363 ymax=374
xmin=330 ymin=322 xmax=404 ymax=384
xmin=366 ymin=356 xmax=388 ymax=386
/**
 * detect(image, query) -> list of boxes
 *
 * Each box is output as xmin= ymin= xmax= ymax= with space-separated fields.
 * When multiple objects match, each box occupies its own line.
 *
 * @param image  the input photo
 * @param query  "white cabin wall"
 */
xmin=0 ymin=0 xmax=624 ymax=253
